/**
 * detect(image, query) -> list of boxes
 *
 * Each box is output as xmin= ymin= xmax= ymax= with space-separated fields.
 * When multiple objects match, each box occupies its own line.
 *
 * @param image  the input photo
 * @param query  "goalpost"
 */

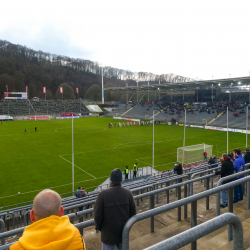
xmin=177 ymin=143 xmax=213 ymax=165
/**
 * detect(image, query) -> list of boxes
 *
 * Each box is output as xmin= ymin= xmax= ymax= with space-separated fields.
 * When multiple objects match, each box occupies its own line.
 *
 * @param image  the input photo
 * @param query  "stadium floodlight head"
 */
xmin=218 ymin=83 xmax=221 ymax=86
xmin=238 ymin=82 xmax=241 ymax=85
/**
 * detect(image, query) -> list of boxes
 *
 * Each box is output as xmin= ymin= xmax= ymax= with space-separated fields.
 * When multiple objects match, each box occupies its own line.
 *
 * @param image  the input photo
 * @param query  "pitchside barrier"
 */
xmin=179 ymin=123 xmax=250 ymax=135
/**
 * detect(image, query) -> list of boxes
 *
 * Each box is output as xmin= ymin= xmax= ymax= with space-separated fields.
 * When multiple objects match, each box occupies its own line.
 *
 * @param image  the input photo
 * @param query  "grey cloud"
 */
xmin=0 ymin=25 xmax=94 ymax=60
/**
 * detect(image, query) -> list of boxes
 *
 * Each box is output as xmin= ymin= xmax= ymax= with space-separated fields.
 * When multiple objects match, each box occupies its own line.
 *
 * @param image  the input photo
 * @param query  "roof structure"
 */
xmin=104 ymin=76 xmax=250 ymax=93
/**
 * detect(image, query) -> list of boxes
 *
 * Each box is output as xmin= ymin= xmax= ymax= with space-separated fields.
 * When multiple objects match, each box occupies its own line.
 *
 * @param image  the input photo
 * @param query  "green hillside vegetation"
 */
xmin=0 ymin=116 xmax=247 ymax=208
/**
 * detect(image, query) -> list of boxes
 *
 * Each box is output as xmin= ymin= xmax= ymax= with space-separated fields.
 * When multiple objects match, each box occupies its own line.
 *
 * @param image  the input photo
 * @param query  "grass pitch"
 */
xmin=0 ymin=116 xmax=247 ymax=208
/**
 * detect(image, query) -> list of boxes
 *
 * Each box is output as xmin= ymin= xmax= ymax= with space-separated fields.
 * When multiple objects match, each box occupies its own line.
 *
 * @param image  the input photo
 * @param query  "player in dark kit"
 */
xmin=35 ymin=127 xmax=37 ymax=131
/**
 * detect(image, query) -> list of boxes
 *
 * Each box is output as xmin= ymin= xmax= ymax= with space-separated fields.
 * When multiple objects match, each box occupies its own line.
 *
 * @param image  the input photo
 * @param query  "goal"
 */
xmin=177 ymin=143 xmax=213 ymax=165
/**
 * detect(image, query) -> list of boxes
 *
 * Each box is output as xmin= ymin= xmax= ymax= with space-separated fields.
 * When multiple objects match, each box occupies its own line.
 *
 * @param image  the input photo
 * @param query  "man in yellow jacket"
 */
xmin=10 ymin=189 xmax=86 ymax=250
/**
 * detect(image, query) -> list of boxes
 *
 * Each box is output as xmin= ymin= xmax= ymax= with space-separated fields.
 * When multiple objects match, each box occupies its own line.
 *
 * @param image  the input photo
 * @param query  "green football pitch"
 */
xmin=0 ymin=116 xmax=247 ymax=208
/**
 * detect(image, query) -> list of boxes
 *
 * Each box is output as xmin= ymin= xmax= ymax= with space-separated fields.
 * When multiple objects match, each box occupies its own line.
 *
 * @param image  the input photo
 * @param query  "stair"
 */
xmin=207 ymin=111 xmax=224 ymax=126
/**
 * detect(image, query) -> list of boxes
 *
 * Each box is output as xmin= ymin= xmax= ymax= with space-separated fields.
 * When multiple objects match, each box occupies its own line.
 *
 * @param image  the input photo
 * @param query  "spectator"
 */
xmin=10 ymin=189 xmax=86 ymax=250
xmin=174 ymin=163 xmax=183 ymax=183
xmin=208 ymin=156 xmax=213 ymax=165
xmin=94 ymin=169 xmax=136 ymax=250
xmin=213 ymin=154 xmax=234 ymax=208
xmin=244 ymin=148 xmax=250 ymax=164
xmin=213 ymin=155 xmax=218 ymax=168
xmin=125 ymin=166 xmax=129 ymax=180
xmin=233 ymin=148 xmax=245 ymax=203
xmin=76 ymin=186 xmax=86 ymax=211
xmin=133 ymin=163 xmax=138 ymax=178
xmin=204 ymin=151 xmax=207 ymax=161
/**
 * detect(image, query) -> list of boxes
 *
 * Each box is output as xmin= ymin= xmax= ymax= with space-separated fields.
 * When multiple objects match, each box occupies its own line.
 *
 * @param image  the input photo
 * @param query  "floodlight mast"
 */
xmin=152 ymin=110 xmax=155 ymax=175
xmin=72 ymin=113 xmax=74 ymax=193
xmin=247 ymin=106 xmax=248 ymax=149
xmin=102 ymin=67 xmax=104 ymax=104
xmin=227 ymin=106 xmax=229 ymax=154
xmin=182 ymin=109 xmax=186 ymax=166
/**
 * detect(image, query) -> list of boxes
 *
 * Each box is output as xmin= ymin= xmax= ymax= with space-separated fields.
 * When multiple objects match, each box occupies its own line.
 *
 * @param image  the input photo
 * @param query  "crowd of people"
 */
xmin=108 ymin=121 xmax=151 ymax=128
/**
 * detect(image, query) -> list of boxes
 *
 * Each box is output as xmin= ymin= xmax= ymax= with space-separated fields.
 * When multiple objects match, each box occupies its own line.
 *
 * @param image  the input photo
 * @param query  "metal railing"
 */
xmin=143 ymin=213 xmax=243 ymax=250
xmin=122 ymin=175 xmax=250 ymax=250
xmin=216 ymin=168 xmax=250 ymax=216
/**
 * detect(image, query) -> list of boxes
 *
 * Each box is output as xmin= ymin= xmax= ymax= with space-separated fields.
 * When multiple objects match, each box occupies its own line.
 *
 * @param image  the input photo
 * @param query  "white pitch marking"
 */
xmin=59 ymin=155 xmax=97 ymax=179
xmin=135 ymin=158 xmax=150 ymax=165
xmin=0 ymin=176 xmax=108 ymax=200
xmin=61 ymin=136 xmax=197 ymax=157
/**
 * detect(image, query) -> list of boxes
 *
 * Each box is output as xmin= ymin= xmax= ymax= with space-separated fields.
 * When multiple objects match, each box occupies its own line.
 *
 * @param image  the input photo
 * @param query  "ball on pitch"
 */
xmin=18 ymin=192 xmax=20 ymax=194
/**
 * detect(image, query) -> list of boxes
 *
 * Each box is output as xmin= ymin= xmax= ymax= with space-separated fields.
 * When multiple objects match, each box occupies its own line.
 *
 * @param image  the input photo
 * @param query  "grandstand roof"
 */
xmin=104 ymin=76 xmax=250 ymax=92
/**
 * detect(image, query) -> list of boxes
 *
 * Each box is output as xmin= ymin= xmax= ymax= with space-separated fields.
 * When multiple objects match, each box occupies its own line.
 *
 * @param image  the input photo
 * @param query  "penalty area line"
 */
xmin=59 ymin=155 xmax=97 ymax=179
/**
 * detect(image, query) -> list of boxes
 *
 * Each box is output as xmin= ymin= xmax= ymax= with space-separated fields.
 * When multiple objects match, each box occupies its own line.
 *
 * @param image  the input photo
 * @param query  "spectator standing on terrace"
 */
xmin=76 ymin=186 xmax=86 ymax=211
xmin=174 ymin=163 xmax=183 ymax=182
xmin=94 ymin=169 xmax=136 ymax=250
xmin=125 ymin=166 xmax=129 ymax=180
xmin=233 ymin=148 xmax=245 ymax=203
xmin=133 ymin=163 xmax=138 ymax=178
xmin=213 ymin=154 xmax=234 ymax=208
xmin=244 ymin=148 xmax=250 ymax=163
xmin=204 ymin=151 xmax=207 ymax=161
xmin=10 ymin=189 xmax=86 ymax=250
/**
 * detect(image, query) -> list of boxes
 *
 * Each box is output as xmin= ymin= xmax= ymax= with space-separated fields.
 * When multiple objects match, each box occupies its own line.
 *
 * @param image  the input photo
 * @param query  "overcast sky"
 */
xmin=1 ymin=0 xmax=250 ymax=80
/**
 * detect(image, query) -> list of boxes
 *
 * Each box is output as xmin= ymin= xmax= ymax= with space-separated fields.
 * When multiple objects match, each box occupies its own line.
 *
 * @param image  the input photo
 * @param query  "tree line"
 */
xmin=0 ymin=40 xmax=193 ymax=101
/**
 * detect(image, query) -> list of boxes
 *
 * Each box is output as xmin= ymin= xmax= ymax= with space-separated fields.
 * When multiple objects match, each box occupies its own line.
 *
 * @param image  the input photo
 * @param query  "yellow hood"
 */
xmin=19 ymin=216 xmax=75 ymax=250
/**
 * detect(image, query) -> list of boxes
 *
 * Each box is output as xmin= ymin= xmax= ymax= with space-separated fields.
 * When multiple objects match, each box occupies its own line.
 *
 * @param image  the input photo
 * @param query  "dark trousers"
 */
xmin=125 ymin=174 xmax=128 ymax=180
xmin=234 ymin=184 xmax=243 ymax=202
xmin=133 ymin=171 xmax=137 ymax=178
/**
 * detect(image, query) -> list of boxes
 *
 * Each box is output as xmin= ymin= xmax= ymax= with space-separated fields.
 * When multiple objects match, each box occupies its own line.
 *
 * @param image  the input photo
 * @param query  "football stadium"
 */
xmin=1 ymin=3 xmax=250 ymax=248
xmin=1 ymin=74 xmax=250 ymax=249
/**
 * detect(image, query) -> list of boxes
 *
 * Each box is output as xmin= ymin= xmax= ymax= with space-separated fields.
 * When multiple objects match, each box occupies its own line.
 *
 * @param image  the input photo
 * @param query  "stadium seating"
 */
xmin=0 ymin=100 xmax=88 ymax=117
xmin=4 ymin=163 xmax=250 ymax=250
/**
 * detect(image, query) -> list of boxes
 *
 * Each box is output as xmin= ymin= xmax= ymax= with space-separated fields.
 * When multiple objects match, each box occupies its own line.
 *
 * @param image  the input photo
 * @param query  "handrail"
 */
xmin=0 ymin=173 xmax=213 ymax=245
xmin=216 ymin=168 xmax=250 ymax=216
xmin=143 ymin=213 xmax=243 ymax=250
xmin=0 ymin=219 xmax=4 ymax=246
xmin=122 ymin=175 xmax=250 ymax=250
xmin=190 ymin=165 xmax=221 ymax=179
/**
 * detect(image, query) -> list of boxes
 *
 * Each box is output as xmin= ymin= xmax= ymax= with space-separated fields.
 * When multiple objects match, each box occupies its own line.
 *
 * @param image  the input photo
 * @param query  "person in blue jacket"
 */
xmin=233 ymin=148 xmax=245 ymax=203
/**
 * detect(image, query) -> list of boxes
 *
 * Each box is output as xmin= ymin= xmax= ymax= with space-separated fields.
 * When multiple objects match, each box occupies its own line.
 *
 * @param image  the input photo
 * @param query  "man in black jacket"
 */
xmin=94 ymin=169 xmax=136 ymax=250
xmin=244 ymin=148 xmax=250 ymax=164
xmin=213 ymin=153 xmax=234 ymax=208
xmin=174 ymin=163 xmax=183 ymax=183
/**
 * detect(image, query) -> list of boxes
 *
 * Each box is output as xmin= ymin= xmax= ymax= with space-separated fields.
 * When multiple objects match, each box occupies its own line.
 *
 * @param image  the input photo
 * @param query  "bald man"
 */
xmin=10 ymin=189 xmax=86 ymax=250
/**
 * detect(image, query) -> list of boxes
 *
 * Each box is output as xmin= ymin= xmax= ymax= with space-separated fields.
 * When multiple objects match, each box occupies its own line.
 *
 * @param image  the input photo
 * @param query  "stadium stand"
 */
xmin=0 ymin=100 xmax=88 ymax=116
xmin=107 ymin=101 xmax=250 ymax=129
xmin=2 ymin=162 xmax=250 ymax=249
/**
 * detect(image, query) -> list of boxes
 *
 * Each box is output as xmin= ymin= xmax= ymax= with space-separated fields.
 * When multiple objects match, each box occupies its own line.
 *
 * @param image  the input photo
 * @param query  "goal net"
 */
xmin=177 ymin=143 xmax=213 ymax=165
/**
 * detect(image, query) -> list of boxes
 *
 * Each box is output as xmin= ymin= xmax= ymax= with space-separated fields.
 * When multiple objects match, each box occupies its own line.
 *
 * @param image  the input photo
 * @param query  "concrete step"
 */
xmin=129 ymin=221 xmax=190 ymax=250
xmin=179 ymin=209 xmax=250 ymax=250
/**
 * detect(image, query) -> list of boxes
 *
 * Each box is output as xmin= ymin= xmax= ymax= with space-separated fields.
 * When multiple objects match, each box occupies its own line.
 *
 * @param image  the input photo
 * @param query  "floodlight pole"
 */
xmin=148 ymin=81 xmax=149 ymax=102
xmin=212 ymin=85 xmax=214 ymax=102
xmin=102 ymin=67 xmax=104 ymax=104
xmin=246 ymin=106 xmax=248 ymax=149
xmin=72 ymin=113 xmax=74 ymax=194
xmin=227 ymin=106 xmax=229 ymax=154
xmin=182 ymin=109 xmax=186 ymax=166
xmin=137 ymin=81 xmax=138 ymax=103
xmin=152 ymin=110 xmax=155 ymax=175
